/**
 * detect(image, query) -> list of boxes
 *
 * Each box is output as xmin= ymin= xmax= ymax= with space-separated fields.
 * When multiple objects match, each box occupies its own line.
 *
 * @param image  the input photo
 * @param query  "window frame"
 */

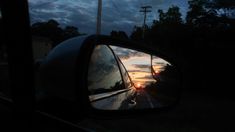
xmin=110 ymin=47 xmax=134 ymax=89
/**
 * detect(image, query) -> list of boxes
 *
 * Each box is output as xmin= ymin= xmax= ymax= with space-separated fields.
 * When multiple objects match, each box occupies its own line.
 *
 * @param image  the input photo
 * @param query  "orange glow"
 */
xmin=154 ymin=70 xmax=160 ymax=74
xmin=135 ymin=83 xmax=144 ymax=89
xmin=153 ymin=65 xmax=164 ymax=73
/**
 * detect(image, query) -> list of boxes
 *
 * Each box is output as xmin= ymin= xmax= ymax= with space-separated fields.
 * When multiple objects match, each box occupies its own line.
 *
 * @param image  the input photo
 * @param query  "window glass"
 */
xmin=88 ymin=45 xmax=124 ymax=95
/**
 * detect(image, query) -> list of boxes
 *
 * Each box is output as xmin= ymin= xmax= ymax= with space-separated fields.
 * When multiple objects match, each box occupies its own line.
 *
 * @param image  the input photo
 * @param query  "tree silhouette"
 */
xmin=128 ymin=0 xmax=235 ymax=99
xmin=110 ymin=30 xmax=129 ymax=40
xmin=210 ymin=0 xmax=235 ymax=9
xmin=186 ymin=0 xmax=235 ymax=27
xmin=31 ymin=19 xmax=81 ymax=48
xmin=158 ymin=6 xmax=182 ymax=26
xmin=130 ymin=5 xmax=183 ymax=44
xmin=186 ymin=0 xmax=209 ymax=25
xmin=208 ymin=0 xmax=235 ymax=18
xmin=63 ymin=26 xmax=80 ymax=40
xmin=130 ymin=26 xmax=143 ymax=41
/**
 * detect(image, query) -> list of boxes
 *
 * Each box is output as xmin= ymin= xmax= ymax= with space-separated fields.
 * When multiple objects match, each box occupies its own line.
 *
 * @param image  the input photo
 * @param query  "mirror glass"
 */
xmin=88 ymin=45 xmax=180 ymax=110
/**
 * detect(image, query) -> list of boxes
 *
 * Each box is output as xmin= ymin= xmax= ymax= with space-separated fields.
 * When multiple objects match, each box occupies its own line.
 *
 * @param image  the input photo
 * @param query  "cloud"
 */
xmin=154 ymin=61 xmax=167 ymax=65
xmin=28 ymin=0 xmax=189 ymax=35
xmin=29 ymin=0 xmax=97 ymax=34
xmin=128 ymin=70 xmax=149 ymax=73
xmin=132 ymin=64 xmax=150 ymax=69
xmin=135 ymin=74 xmax=153 ymax=80
xmin=111 ymin=46 xmax=148 ymax=60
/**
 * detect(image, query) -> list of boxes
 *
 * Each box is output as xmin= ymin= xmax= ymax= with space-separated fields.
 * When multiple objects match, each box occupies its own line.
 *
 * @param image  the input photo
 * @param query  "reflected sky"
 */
xmin=111 ymin=46 xmax=170 ymax=87
xmin=152 ymin=56 xmax=171 ymax=73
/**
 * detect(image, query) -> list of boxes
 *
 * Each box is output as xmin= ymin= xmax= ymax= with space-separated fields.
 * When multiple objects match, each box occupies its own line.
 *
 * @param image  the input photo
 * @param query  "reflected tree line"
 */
xmin=145 ymin=64 xmax=180 ymax=105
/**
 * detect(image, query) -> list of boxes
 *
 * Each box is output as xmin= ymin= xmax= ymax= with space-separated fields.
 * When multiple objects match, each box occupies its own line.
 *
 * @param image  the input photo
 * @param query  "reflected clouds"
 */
xmin=111 ymin=45 xmax=171 ymax=87
xmin=111 ymin=46 xmax=147 ymax=60
xmin=132 ymin=64 xmax=150 ymax=69
xmin=111 ymin=46 xmax=152 ymax=87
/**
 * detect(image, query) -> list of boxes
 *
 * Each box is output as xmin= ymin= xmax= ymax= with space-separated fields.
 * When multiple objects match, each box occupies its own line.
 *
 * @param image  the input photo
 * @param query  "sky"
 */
xmin=111 ymin=46 xmax=170 ymax=87
xmin=28 ymin=0 xmax=189 ymax=35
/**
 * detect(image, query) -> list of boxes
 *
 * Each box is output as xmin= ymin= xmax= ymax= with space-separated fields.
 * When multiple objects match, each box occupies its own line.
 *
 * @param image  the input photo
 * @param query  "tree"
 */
xmin=63 ymin=26 xmax=80 ymax=40
xmin=186 ymin=0 xmax=209 ymax=25
xmin=149 ymin=6 xmax=183 ymax=39
xmin=210 ymin=0 xmax=235 ymax=9
xmin=31 ymin=19 xmax=81 ymax=47
xmin=209 ymin=0 xmax=235 ymax=17
xmin=158 ymin=6 xmax=183 ymax=25
xmin=130 ymin=26 xmax=143 ymax=41
xmin=110 ymin=30 xmax=129 ymax=39
xmin=31 ymin=19 xmax=64 ymax=46
xmin=130 ymin=5 xmax=183 ymax=45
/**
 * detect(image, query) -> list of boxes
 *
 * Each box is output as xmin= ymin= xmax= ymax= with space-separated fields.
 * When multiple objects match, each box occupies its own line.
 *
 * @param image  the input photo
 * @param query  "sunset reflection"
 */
xmin=110 ymin=46 xmax=170 ymax=88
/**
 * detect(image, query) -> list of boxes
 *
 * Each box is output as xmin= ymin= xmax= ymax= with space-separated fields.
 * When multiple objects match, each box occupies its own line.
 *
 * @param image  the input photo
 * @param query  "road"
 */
xmin=90 ymin=88 xmax=172 ymax=110
xmin=78 ymin=90 xmax=235 ymax=132
xmin=134 ymin=89 xmax=163 ymax=109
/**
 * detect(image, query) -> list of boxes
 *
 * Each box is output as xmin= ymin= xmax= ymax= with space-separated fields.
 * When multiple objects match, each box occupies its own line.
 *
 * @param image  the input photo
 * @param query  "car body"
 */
xmin=88 ymin=45 xmax=137 ymax=110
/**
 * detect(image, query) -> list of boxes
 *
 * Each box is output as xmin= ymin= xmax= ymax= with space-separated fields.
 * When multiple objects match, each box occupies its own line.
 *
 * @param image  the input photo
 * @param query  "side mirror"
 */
xmin=37 ymin=35 xmax=181 ymax=119
xmin=85 ymin=36 xmax=181 ymax=111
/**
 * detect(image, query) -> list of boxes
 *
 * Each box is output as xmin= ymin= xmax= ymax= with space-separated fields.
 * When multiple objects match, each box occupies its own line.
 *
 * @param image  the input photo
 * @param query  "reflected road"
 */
xmin=134 ymin=89 xmax=163 ymax=109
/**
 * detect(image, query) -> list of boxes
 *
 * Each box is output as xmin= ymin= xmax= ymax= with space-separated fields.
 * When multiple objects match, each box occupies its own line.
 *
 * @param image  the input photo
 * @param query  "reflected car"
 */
xmin=88 ymin=45 xmax=137 ymax=110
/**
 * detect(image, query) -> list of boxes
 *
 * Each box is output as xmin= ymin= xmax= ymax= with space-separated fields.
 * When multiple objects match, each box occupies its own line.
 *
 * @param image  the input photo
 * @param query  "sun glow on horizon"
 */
xmin=111 ymin=45 xmax=170 ymax=88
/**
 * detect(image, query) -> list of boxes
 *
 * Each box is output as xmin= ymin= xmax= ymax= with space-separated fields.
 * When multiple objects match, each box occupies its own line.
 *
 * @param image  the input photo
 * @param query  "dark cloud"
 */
xmin=154 ymin=61 xmax=167 ymax=65
xmin=128 ymin=70 xmax=149 ymax=73
xmin=135 ymin=75 xmax=153 ymax=80
xmin=28 ymin=0 xmax=189 ymax=35
xmin=111 ymin=46 xmax=148 ymax=60
xmin=132 ymin=64 xmax=150 ymax=69
xmin=133 ymin=80 xmax=155 ymax=85
xmin=29 ymin=0 xmax=97 ymax=34
xmin=118 ymin=51 xmax=147 ymax=60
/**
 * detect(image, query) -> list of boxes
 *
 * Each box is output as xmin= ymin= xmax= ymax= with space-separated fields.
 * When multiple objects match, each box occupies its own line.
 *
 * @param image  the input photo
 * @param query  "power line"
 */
xmin=140 ymin=5 xmax=152 ymax=38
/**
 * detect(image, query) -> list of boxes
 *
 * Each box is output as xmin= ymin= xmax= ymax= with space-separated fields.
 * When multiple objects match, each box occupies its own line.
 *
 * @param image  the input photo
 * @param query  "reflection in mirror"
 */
xmin=88 ymin=45 xmax=180 ymax=110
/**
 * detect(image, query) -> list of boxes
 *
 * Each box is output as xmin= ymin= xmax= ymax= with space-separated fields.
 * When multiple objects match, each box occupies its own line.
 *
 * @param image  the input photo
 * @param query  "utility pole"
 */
xmin=140 ymin=6 xmax=152 ymax=39
xmin=96 ymin=0 xmax=102 ymax=35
